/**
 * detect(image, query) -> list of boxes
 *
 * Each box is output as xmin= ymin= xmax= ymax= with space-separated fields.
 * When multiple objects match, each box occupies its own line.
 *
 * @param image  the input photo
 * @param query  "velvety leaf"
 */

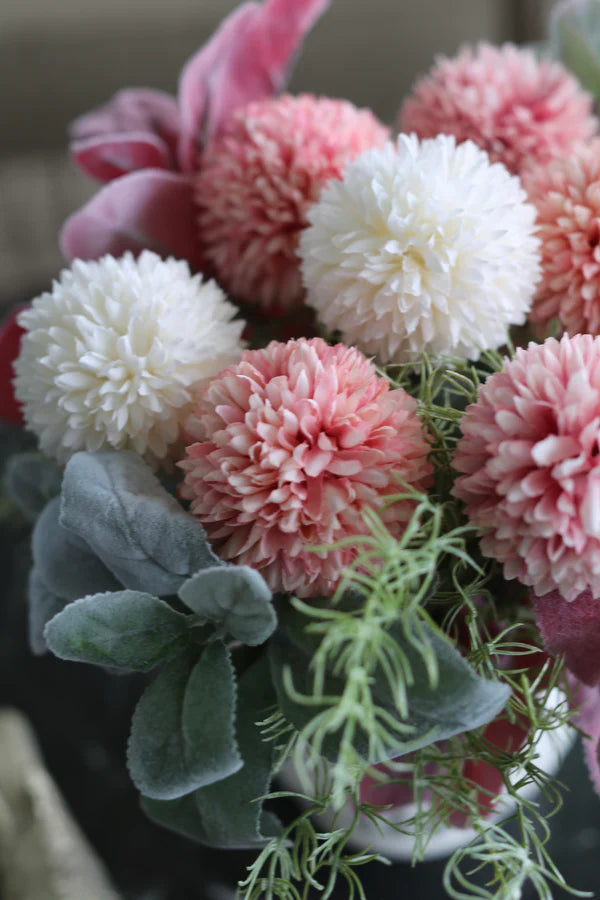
xmin=44 ymin=590 xmax=190 ymax=672
xmin=128 ymin=643 xmax=241 ymax=800
xmin=141 ymin=654 xmax=281 ymax=847
xmin=70 ymin=88 xmax=180 ymax=179
xmin=59 ymin=170 xmax=203 ymax=268
xmin=28 ymin=569 xmax=69 ymax=656
xmin=178 ymin=565 xmax=275 ymax=646
xmin=72 ymin=133 xmax=172 ymax=182
xmin=269 ymin=607 xmax=511 ymax=763
xmin=32 ymin=498 xmax=120 ymax=603
xmin=534 ymin=589 xmax=600 ymax=686
xmin=3 ymin=452 xmax=62 ymax=521
xmin=59 ymin=450 xmax=220 ymax=596
xmin=178 ymin=0 xmax=330 ymax=169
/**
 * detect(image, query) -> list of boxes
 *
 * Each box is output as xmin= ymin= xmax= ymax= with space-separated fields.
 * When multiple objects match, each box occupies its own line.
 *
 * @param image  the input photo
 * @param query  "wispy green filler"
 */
xmin=239 ymin=350 xmax=589 ymax=900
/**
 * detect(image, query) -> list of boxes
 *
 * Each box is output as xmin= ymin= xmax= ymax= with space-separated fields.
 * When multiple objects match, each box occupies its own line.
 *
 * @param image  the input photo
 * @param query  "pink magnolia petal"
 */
xmin=569 ymin=676 xmax=600 ymax=794
xmin=534 ymin=589 xmax=600 ymax=686
xmin=177 ymin=0 xmax=330 ymax=171
xmin=70 ymin=88 xmax=180 ymax=176
xmin=60 ymin=170 xmax=203 ymax=268
xmin=72 ymin=133 xmax=172 ymax=181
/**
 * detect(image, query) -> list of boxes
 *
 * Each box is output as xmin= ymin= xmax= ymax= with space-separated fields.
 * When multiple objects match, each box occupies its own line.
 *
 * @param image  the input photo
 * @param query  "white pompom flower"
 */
xmin=14 ymin=251 xmax=245 ymax=464
xmin=299 ymin=134 xmax=541 ymax=364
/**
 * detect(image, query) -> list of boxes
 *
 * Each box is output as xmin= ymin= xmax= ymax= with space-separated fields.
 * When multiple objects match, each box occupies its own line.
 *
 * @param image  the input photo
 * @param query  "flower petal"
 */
xmin=568 ymin=676 xmax=600 ymax=794
xmin=0 ymin=307 xmax=26 ymax=425
xmin=72 ymin=133 xmax=172 ymax=181
xmin=177 ymin=0 xmax=330 ymax=171
xmin=60 ymin=170 xmax=203 ymax=268
xmin=534 ymin=589 xmax=600 ymax=686
xmin=70 ymin=88 xmax=180 ymax=179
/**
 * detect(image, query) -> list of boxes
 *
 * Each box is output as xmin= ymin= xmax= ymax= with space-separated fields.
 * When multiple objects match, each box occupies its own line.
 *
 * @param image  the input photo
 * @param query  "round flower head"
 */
xmin=14 ymin=251 xmax=245 ymax=464
xmin=526 ymin=140 xmax=600 ymax=335
xmin=399 ymin=42 xmax=596 ymax=175
xmin=195 ymin=94 xmax=389 ymax=312
xmin=299 ymin=134 xmax=540 ymax=365
xmin=453 ymin=334 xmax=600 ymax=602
xmin=179 ymin=337 xmax=432 ymax=597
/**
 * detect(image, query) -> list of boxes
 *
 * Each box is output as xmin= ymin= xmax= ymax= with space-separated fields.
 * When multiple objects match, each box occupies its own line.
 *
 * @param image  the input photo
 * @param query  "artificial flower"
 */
xmin=299 ymin=134 xmax=540 ymax=365
xmin=0 ymin=307 xmax=26 ymax=425
xmin=399 ymin=42 xmax=596 ymax=175
xmin=60 ymin=0 xmax=329 ymax=265
xmin=525 ymin=141 xmax=600 ymax=335
xmin=195 ymin=94 xmax=389 ymax=311
xmin=14 ymin=251 xmax=244 ymax=464
xmin=179 ymin=337 xmax=432 ymax=597
xmin=453 ymin=334 xmax=600 ymax=602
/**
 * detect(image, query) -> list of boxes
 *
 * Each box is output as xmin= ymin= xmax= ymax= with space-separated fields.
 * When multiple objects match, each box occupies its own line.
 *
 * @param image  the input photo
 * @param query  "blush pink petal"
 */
xmin=569 ymin=676 xmax=600 ymax=794
xmin=399 ymin=43 xmax=597 ymax=175
xmin=60 ymin=169 xmax=203 ymax=268
xmin=178 ymin=338 xmax=432 ymax=597
xmin=72 ymin=133 xmax=173 ymax=182
xmin=70 ymin=88 xmax=180 ymax=180
xmin=177 ymin=0 xmax=330 ymax=171
xmin=453 ymin=334 xmax=600 ymax=603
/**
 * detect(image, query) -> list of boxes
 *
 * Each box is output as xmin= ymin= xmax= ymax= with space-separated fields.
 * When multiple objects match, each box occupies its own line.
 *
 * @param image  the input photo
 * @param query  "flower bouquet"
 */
xmin=4 ymin=0 xmax=600 ymax=897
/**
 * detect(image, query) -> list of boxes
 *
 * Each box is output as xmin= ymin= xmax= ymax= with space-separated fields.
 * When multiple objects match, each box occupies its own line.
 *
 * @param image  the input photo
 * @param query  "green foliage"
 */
xmin=60 ymin=450 xmax=220 ymax=594
xmin=179 ymin=565 xmax=276 ymax=646
xmin=3 ymin=451 xmax=62 ymax=521
xmin=142 ymin=655 xmax=282 ymax=848
xmin=550 ymin=0 xmax=600 ymax=99
xmin=128 ymin=643 xmax=242 ymax=800
xmin=43 ymin=590 xmax=190 ymax=671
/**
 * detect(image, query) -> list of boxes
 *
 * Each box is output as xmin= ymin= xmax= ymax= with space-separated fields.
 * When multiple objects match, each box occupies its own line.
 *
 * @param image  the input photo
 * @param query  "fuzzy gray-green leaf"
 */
xmin=128 ymin=643 xmax=241 ymax=800
xmin=43 ymin=590 xmax=190 ymax=672
xmin=3 ymin=452 xmax=62 ymax=521
xmin=178 ymin=566 xmax=276 ymax=646
xmin=59 ymin=450 xmax=220 ymax=596
xmin=141 ymin=654 xmax=281 ymax=847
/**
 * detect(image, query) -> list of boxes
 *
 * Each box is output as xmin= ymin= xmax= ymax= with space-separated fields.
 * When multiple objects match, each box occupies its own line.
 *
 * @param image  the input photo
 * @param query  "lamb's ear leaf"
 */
xmin=178 ymin=566 xmax=276 ymax=646
xmin=128 ymin=642 xmax=241 ymax=800
xmin=3 ymin=452 xmax=62 ymax=521
xmin=44 ymin=590 xmax=190 ymax=672
xmin=59 ymin=450 xmax=220 ymax=596
xmin=141 ymin=654 xmax=281 ymax=847
xmin=28 ymin=497 xmax=120 ymax=654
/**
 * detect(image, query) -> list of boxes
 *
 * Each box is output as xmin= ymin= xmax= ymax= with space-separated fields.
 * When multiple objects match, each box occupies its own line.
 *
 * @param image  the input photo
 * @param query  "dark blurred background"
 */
xmin=3 ymin=1 xmax=599 ymax=898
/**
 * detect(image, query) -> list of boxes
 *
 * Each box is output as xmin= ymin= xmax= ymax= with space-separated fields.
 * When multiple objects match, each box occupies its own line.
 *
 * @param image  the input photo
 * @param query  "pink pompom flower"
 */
xmin=178 ymin=337 xmax=432 ymax=597
xmin=525 ymin=141 xmax=600 ymax=335
xmin=60 ymin=0 xmax=330 ymax=266
xmin=453 ymin=334 xmax=600 ymax=603
xmin=399 ymin=43 xmax=596 ymax=176
xmin=195 ymin=94 xmax=390 ymax=312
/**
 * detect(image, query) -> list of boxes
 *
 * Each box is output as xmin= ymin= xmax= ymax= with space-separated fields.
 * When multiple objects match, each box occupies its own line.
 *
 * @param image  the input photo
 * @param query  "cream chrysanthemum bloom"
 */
xmin=299 ymin=134 xmax=541 ymax=364
xmin=14 ymin=251 xmax=245 ymax=464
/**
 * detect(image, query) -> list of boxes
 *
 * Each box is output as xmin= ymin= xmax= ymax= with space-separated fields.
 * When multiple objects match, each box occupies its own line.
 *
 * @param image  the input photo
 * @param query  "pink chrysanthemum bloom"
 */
xmin=195 ymin=94 xmax=390 ymax=312
xmin=399 ymin=43 xmax=596 ymax=175
xmin=453 ymin=334 xmax=600 ymax=602
xmin=525 ymin=141 xmax=600 ymax=335
xmin=178 ymin=337 xmax=432 ymax=597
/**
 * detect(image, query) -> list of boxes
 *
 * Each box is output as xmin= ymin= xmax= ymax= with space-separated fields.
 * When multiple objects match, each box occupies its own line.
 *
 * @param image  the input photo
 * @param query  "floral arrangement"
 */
xmin=5 ymin=0 xmax=600 ymax=897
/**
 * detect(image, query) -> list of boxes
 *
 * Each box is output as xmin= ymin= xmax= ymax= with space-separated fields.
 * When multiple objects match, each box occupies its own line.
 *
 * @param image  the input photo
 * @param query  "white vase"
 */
xmin=277 ymin=693 xmax=576 ymax=862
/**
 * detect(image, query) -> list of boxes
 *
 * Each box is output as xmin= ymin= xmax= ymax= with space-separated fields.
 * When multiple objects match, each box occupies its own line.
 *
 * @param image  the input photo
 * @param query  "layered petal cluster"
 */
xmin=300 ymin=134 xmax=540 ymax=365
xmin=526 ymin=141 xmax=600 ymax=335
xmin=399 ymin=42 xmax=596 ymax=175
xmin=195 ymin=94 xmax=389 ymax=311
xmin=453 ymin=334 xmax=600 ymax=602
xmin=60 ymin=0 xmax=330 ymax=264
xmin=179 ymin=337 xmax=432 ymax=597
xmin=14 ymin=252 xmax=244 ymax=464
